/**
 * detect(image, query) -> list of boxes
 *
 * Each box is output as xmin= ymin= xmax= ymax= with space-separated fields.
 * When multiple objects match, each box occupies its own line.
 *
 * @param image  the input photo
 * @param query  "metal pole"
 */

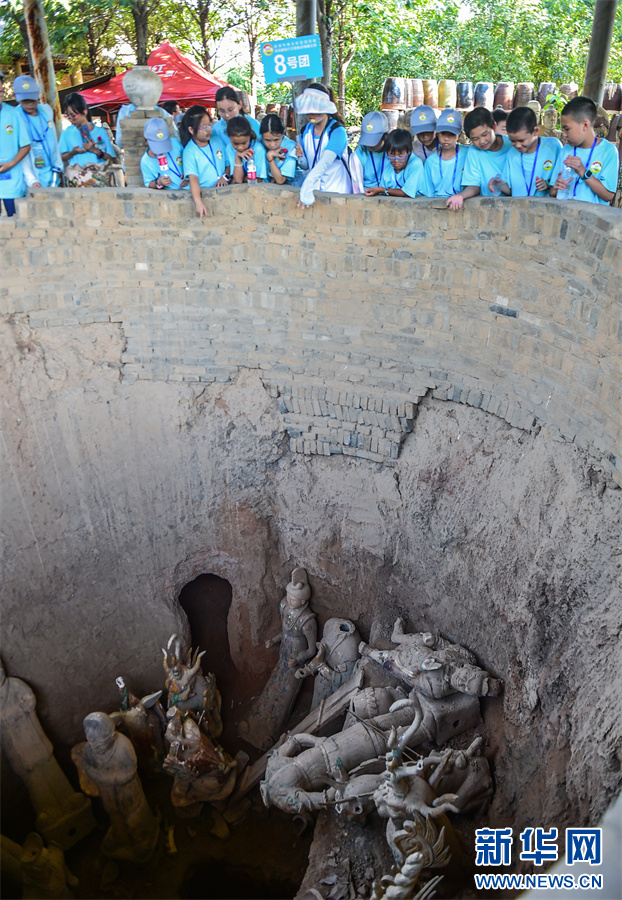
xmin=582 ymin=0 xmax=619 ymax=105
xmin=297 ymin=0 xmax=317 ymax=36
xmin=23 ymin=0 xmax=62 ymax=137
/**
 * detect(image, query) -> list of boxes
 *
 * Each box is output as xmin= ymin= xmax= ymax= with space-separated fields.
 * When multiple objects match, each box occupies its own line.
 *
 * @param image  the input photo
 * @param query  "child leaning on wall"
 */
xmin=492 ymin=106 xmax=562 ymax=198
xmin=0 ymin=71 xmax=31 ymax=216
xmin=259 ymin=113 xmax=302 ymax=185
xmin=226 ymin=115 xmax=268 ymax=183
xmin=448 ymin=106 xmax=512 ymax=210
xmin=420 ymin=109 xmax=467 ymax=200
xmin=180 ymin=105 xmax=228 ymax=219
xmin=410 ymin=105 xmax=438 ymax=162
xmin=354 ymin=111 xmax=390 ymax=190
xmin=140 ymin=118 xmax=187 ymax=191
xmin=550 ymin=95 xmax=619 ymax=205
xmin=365 ymin=128 xmax=423 ymax=199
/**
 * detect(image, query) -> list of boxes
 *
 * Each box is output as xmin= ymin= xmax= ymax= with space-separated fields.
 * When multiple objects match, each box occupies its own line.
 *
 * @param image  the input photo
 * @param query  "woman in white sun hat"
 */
xmin=296 ymin=83 xmax=356 ymax=206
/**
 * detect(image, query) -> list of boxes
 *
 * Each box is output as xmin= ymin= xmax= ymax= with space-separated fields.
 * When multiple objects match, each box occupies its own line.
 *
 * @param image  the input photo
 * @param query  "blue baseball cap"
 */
xmin=436 ymin=109 xmax=462 ymax=135
xmin=13 ymin=76 xmax=39 ymax=101
xmin=410 ymin=105 xmax=437 ymax=135
xmin=358 ymin=111 xmax=389 ymax=147
xmin=144 ymin=117 xmax=172 ymax=153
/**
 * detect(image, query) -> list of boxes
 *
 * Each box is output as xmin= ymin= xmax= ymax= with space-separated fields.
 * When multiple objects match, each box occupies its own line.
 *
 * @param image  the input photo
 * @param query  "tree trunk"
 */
xmin=132 ymin=1 xmax=150 ymax=66
xmin=316 ymin=0 xmax=332 ymax=86
xmin=248 ymin=34 xmax=257 ymax=109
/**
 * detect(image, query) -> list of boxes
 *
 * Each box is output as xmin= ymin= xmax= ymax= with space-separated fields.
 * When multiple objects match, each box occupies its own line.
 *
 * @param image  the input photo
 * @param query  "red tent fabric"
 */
xmin=79 ymin=41 xmax=229 ymax=112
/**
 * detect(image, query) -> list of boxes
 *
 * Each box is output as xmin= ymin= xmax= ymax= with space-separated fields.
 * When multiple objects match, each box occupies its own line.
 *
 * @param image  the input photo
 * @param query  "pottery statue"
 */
xmin=370 ymin=814 xmax=449 ymax=900
xmin=163 ymin=635 xmax=222 ymax=738
xmin=295 ymin=618 xmax=361 ymax=710
xmin=162 ymin=708 xmax=240 ymax=813
xmin=21 ymin=832 xmax=78 ymax=900
xmin=110 ymin=678 xmax=167 ymax=774
xmin=72 ymin=712 xmax=159 ymax=863
xmin=0 ymin=658 xmax=95 ymax=849
xmin=359 ymin=618 xmax=502 ymax=699
xmin=239 ymin=567 xmax=318 ymax=750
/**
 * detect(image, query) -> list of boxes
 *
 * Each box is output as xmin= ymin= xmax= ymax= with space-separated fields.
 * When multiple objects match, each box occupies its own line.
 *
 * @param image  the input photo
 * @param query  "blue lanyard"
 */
xmin=370 ymin=151 xmax=385 ymax=187
xmin=392 ymin=165 xmax=407 ymax=189
xmin=520 ymin=138 xmax=541 ymax=196
xmin=197 ymin=141 xmax=217 ymax=172
xmin=164 ymin=151 xmax=182 ymax=178
xmin=310 ymin=127 xmax=325 ymax=168
xmin=572 ymin=137 xmax=597 ymax=197
xmin=437 ymin=148 xmax=460 ymax=194
xmin=422 ymin=138 xmax=438 ymax=159
xmin=21 ymin=108 xmax=52 ymax=166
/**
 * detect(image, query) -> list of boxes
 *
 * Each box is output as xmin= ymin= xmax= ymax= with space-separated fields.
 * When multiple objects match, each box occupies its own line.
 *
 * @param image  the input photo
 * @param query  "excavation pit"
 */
xmin=1 ymin=187 xmax=621 ymax=897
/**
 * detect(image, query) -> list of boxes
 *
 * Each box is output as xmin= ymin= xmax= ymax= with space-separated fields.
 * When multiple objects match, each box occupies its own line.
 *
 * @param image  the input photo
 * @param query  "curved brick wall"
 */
xmin=1 ymin=188 xmax=621 ymax=841
xmin=2 ymin=187 xmax=620 ymax=481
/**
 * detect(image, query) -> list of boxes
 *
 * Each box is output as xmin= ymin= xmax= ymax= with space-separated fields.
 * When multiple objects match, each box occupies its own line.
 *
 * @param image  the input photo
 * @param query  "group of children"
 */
xmin=143 ymin=85 xmax=618 ymax=214
xmin=1 ymin=67 xmax=618 ymax=218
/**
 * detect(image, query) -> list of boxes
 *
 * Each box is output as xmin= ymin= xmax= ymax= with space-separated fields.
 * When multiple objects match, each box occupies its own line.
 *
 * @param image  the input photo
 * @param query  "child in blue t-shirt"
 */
xmin=226 ymin=116 xmax=268 ymax=183
xmin=365 ymin=128 xmax=423 ymax=199
xmin=259 ymin=113 xmax=301 ymax=185
xmin=180 ymin=105 xmax=228 ymax=218
xmin=140 ymin=118 xmax=186 ymax=190
xmin=550 ymin=95 xmax=619 ymax=205
xmin=449 ymin=107 xmax=511 ymax=210
xmin=494 ymin=106 xmax=562 ymax=198
xmin=211 ymin=86 xmax=260 ymax=154
xmin=0 ymin=72 xmax=31 ymax=215
xmin=421 ymin=109 xmax=467 ymax=198
xmin=13 ymin=76 xmax=62 ymax=189
xmin=355 ymin=111 xmax=389 ymax=189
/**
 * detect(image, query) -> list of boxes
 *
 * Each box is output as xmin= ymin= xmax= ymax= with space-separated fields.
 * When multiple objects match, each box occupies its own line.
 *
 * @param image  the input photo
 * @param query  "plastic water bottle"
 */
xmin=557 ymin=165 xmax=575 ymax=200
xmin=490 ymin=174 xmax=503 ymax=196
xmin=247 ymin=158 xmax=257 ymax=184
xmin=157 ymin=154 xmax=169 ymax=174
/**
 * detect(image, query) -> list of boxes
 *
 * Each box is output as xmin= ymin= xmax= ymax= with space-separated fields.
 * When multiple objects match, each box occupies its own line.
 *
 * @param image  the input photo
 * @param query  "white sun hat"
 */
xmin=295 ymin=87 xmax=337 ymax=115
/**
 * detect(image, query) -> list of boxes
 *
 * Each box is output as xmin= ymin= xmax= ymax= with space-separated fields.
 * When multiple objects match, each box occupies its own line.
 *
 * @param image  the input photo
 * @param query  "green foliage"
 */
xmin=543 ymin=91 xmax=567 ymax=114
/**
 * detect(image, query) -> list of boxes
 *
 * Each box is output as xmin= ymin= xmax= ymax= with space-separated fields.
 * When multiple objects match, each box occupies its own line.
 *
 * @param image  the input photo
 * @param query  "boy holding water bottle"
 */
xmin=447 ymin=107 xmax=511 ymax=210
xmin=488 ymin=107 xmax=562 ymax=197
xmin=550 ymin=96 xmax=618 ymax=205
xmin=140 ymin=118 xmax=187 ymax=190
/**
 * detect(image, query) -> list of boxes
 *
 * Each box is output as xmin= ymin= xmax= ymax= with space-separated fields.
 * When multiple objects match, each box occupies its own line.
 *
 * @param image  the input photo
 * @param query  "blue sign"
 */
xmin=260 ymin=35 xmax=323 ymax=84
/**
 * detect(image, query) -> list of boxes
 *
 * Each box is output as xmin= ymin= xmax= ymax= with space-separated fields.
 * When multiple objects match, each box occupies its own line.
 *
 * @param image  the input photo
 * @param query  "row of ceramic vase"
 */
xmin=380 ymin=78 xmax=622 ymax=112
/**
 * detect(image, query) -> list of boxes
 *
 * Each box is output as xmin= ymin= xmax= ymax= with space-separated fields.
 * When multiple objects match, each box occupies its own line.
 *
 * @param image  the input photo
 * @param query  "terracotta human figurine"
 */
xmin=239 ymin=567 xmax=318 ymax=750
xmin=71 ymin=712 xmax=159 ymax=863
xmin=110 ymin=678 xmax=166 ymax=774
xmin=20 ymin=832 xmax=78 ymax=900
xmin=162 ymin=635 xmax=222 ymax=739
xmin=162 ymin=708 xmax=239 ymax=813
xmin=295 ymin=618 xmax=361 ymax=709
xmin=0 ymin=658 xmax=95 ymax=849
xmin=359 ymin=618 xmax=502 ymax=699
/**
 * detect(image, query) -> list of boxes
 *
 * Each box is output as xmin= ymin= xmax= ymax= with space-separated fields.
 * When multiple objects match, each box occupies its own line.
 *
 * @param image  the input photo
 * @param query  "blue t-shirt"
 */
xmin=421 ymin=145 xmax=468 ymax=197
xmin=59 ymin=123 xmax=114 ymax=166
xmin=212 ymin=115 xmax=260 ymax=153
xmin=182 ymin=137 xmax=226 ymax=188
xmin=17 ymin=103 xmax=62 ymax=188
xmin=262 ymin=134 xmax=297 ymax=182
xmin=462 ymin=135 xmax=512 ymax=196
xmin=502 ymin=136 xmax=563 ymax=197
xmin=140 ymin=138 xmax=186 ymax=189
xmin=551 ymin=138 xmax=619 ymax=205
xmin=0 ymin=102 xmax=30 ymax=199
xmin=354 ymin=145 xmax=388 ymax=188
xmin=380 ymin=152 xmax=423 ymax=198
xmin=225 ymin=138 xmax=268 ymax=181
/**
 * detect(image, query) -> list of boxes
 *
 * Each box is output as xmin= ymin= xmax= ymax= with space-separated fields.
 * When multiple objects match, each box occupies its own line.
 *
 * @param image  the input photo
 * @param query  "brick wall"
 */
xmin=2 ymin=185 xmax=620 ymax=482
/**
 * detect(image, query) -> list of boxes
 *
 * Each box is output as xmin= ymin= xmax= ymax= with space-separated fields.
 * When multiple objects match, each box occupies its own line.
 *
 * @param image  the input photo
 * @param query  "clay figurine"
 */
xmin=239 ymin=568 xmax=317 ymax=750
xmin=71 ymin=712 xmax=159 ymax=862
xmin=110 ymin=677 xmax=166 ymax=774
xmin=370 ymin=815 xmax=449 ymax=900
xmin=162 ymin=708 xmax=239 ymax=813
xmin=163 ymin=635 xmax=222 ymax=739
xmin=295 ymin=618 xmax=361 ymax=710
xmin=359 ymin=619 xmax=502 ymax=699
xmin=0 ymin=658 xmax=95 ymax=849
xmin=21 ymin=832 xmax=78 ymax=900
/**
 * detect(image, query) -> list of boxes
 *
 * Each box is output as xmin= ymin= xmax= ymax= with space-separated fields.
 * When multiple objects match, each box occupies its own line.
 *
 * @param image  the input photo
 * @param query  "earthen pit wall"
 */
xmin=2 ymin=187 xmax=621 ymax=481
xmin=1 ymin=189 xmax=621 ymax=833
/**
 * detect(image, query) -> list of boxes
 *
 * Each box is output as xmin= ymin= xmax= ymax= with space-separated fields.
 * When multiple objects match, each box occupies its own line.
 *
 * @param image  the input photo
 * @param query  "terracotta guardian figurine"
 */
xmin=239 ymin=567 xmax=317 ymax=750
xmin=0 ymin=658 xmax=94 ymax=849
xmin=71 ymin=712 xmax=159 ymax=863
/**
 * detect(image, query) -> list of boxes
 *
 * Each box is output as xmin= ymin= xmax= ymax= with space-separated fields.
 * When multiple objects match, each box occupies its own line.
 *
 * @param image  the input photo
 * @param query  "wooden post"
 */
xmin=582 ymin=0 xmax=619 ymax=105
xmin=23 ymin=0 xmax=62 ymax=136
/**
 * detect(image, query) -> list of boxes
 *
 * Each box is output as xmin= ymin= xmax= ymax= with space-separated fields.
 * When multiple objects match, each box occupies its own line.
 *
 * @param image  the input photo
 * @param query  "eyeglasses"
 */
xmin=197 ymin=125 xmax=211 ymax=132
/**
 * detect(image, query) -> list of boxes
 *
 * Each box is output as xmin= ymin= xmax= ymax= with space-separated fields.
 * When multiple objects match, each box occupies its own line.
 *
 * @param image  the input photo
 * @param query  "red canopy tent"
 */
xmin=79 ymin=41 xmax=229 ymax=112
